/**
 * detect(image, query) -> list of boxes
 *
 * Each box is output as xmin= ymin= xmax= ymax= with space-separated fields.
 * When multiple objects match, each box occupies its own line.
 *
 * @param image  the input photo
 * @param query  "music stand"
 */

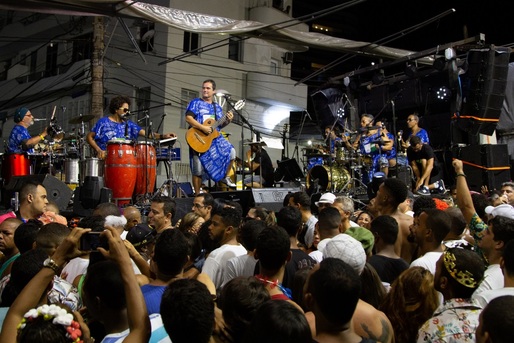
xmin=153 ymin=137 xmax=187 ymax=198
xmin=277 ymin=158 xmax=304 ymax=185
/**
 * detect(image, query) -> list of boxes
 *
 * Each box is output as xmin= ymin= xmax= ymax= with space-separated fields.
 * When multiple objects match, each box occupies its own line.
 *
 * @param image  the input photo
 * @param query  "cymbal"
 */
xmin=69 ymin=114 xmax=95 ymax=124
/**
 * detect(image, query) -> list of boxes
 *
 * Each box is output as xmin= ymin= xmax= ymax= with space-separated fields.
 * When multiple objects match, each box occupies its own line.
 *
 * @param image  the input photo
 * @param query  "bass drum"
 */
xmin=307 ymin=165 xmax=350 ymax=192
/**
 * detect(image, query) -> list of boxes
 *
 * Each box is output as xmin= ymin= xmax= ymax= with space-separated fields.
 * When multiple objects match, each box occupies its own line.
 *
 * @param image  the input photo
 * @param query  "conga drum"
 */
xmin=2 ymin=153 xmax=30 ymax=185
xmin=134 ymin=142 xmax=157 ymax=196
xmin=104 ymin=140 xmax=137 ymax=206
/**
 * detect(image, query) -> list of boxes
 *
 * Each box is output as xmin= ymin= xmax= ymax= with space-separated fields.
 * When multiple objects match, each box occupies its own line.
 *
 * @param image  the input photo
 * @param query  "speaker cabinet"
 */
xmin=460 ymin=46 xmax=511 ymax=135
xmin=453 ymin=144 xmax=511 ymax=191
xmin=4 ymin=174 xmax=73 ymax=211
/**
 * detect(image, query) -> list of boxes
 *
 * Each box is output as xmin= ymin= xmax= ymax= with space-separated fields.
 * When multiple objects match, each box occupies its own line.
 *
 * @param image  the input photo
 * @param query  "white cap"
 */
xmin=323 ymin=233 xmax=366 ymax=275
xmin=485 ymin=204 xmax=514 ymax=220
xmin=315 ymin=193 xmax=336 ymax=207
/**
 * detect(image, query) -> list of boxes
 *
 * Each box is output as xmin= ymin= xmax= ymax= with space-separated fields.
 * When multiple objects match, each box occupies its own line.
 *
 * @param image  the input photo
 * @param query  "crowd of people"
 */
xmin=0 ymin=157 xmax=513 ymax=343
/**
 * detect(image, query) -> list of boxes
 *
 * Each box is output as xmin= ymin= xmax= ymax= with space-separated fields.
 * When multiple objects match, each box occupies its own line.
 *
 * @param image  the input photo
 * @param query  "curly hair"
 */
xmin=380 ymin=267 xmax=440 ymax=343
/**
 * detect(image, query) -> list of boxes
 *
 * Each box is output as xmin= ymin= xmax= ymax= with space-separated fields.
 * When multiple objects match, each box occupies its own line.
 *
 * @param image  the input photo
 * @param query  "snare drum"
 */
xmin=307 ymin=165 xmax=350 ymax=192
xmin=134 ymin=142 xmax=157 ymax=196
xmin=104 ymin=140 xmax=137 ymax=206
xmin=1 ymin=153 xmax=30 ymax=184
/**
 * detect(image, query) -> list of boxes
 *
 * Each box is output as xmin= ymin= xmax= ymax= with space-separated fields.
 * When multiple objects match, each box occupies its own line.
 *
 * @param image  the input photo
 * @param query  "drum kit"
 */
xmin=305 ymin=146 xmax=372 ymax=194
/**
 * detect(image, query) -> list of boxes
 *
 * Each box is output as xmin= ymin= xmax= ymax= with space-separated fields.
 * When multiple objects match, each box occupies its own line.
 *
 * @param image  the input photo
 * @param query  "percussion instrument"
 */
xmin=48 ymin=121 xmax=65 ymax=141
xmin=81 ymin=157 xmax=104 ymax=178
xmin=307 ymin=165 xmax=350 ymax=192
xmin=64 ymin=159 xmax=80 ymax=184
xmin=104 ymin=140 xmax=137 ymax=206
xmin=134 ymin=142 xmax=157 ymax=196
xmin=1 ymin=153 xmax=30 ymax=184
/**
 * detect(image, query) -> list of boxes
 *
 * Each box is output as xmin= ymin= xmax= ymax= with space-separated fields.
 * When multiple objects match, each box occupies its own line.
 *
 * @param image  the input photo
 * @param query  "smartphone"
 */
xmin=80 ymin=232 xmax=102 ymax=251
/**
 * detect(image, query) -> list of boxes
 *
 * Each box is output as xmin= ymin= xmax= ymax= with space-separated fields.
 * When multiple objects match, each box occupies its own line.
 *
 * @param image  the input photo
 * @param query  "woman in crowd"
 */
xmin=380 ymin=267 xmax=440 ymax=343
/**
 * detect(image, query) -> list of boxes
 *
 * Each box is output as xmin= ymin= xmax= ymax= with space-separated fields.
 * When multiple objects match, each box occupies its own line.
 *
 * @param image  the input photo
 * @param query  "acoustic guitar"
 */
xmin=186 ymin=99 xmax=245 ymax=153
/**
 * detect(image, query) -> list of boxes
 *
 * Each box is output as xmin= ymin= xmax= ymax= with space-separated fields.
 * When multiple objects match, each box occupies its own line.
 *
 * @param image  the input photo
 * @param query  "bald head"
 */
xmin=123 ymin=206 xmax=142 ymax=231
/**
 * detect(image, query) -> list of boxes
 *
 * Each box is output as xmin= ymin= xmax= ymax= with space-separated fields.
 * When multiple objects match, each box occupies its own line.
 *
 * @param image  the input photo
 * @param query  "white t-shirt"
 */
xmin=61 ymin=257 xmax=89 ymax=284
xmin=410 ymin=251 xmax=443 ymax=275
xmin=101 ymin=313 xmax=171 ymax=343
xmin=473 ymin=264 xmax=504 ymax=296
xmin=202 ymin=244 xmax=247 ymax=290
xmin=221 ymin=254 xmax=257 ymax=287
xmin=473 ymin=287 xmax=514 ymax=308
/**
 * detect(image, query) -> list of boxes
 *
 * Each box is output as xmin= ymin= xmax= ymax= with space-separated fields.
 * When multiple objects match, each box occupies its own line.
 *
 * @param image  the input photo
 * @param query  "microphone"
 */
xmin=137 ymin=115 xmax=149 ymax=123
xmin=304 ymin=111 xmax=312 ymax=120
xmin=33 ymin=118 xmax=47 ymax=122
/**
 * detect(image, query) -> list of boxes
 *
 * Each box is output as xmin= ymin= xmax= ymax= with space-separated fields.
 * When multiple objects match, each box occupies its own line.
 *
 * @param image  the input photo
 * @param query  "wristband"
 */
xmin=455 ymin=173 xmax=466 ymax=178
xmin=40 ymin=134 xmax=45 ymax=140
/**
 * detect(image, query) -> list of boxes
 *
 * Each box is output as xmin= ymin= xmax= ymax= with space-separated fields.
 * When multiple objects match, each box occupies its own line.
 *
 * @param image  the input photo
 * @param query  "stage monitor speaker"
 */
xmin=4 ymin=175 xmax=73 ymax=211
xmin=172 ymin=182 xmax=194 ymax=197
xmin=252 ymin=187 xmax=301 ymax=213
xmin=172 ymin=197 xmax=195 ymax=226
xmin=211 ymin=190 xmax=254 ymax=215
xmin=460 ymin=46 xmax=511 ymax=135
xmin=389 ymin=165 xmax=413 ymax=191
xmin=453 ymin=144 xmax=511 ymax=192
xmin=73 ymin=186 xmax=112 ymax=217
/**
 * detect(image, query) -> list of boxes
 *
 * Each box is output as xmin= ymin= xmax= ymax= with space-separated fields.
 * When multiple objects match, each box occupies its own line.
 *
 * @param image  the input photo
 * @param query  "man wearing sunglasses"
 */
xmin=7 ymin=107 xmax=48 ymax=153
xmin=87 ymin=95 xmax=176 ymax=159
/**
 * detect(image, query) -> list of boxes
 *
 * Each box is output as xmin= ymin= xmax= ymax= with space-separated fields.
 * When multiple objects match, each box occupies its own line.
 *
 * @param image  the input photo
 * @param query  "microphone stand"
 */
xmin=224 ymin=96 xmax=257 ymax=189
xmin=292 ymin=111 xmax=309 ymax=170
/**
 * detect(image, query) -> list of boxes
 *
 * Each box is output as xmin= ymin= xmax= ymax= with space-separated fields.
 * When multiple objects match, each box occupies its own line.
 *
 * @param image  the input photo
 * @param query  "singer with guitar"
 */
xmin=185 ymin=80 xmax=239 ymax=195
xmin=87 ymin=95 xmax=176 ymax=159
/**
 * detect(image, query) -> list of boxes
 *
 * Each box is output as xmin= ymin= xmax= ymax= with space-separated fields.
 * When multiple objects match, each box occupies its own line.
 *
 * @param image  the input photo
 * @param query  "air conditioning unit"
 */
xmin=282 ymin=52 xmax=293 ymax=64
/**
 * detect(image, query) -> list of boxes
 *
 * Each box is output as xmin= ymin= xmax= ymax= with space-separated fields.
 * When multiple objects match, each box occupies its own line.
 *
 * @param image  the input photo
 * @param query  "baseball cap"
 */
xmin=315 ymin=193 xmax=336 ymax=207
xmin=126 ymin=223 xmax=155 ymax=248
xmin=323 ymin=233 xmax=366 ymax=275
xmin=14 ymin=107 xmax=29 ymax=123
xmin=485 ymin=204 xmax=514 ymax=220
xmin=345 ymin=226 xmax=375 ymax=255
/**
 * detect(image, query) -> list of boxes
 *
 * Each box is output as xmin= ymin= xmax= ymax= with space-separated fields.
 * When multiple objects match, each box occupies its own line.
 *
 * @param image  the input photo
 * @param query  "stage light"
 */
xmin=436 ymin=86 xmax=451 ymax=101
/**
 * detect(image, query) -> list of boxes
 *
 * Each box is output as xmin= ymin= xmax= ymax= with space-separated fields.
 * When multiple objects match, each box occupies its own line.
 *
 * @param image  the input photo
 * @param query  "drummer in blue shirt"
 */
xmin=86 ymin=95 xmax=176 ymax=159
xmin=7 ymin=107 xmax=48 ymax=154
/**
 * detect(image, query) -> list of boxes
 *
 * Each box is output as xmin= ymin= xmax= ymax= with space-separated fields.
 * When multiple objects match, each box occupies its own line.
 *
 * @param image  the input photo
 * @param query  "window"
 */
xmin=139 ymin=23 xmax=155 ymax=53
xmin=228 ymin=36 xmax=243 ymax=62
xmin=270 ymin=59 xmax=279 ymax=75
xmin=181 ymin=88 xmax=199 ymax=128
xmin=72 ymin=32 xmax=93 ymax=62
xmin=46 ymin=43 xmax=58 ymax=76
xmin=136 ymin=87 xmax=151 ymax=122
xmin=183 ymin=32 xmax=200 ymax=55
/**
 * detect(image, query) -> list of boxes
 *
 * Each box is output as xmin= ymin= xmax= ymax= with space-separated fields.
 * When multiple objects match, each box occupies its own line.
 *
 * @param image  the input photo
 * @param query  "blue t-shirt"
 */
xmin=8 ymin=125 xmax=33 ymax=153
xmin=185 ymin=98 xmax=223 ymax=128
xmin=91 ymin=116 xmax=141 ymax=151
xmin=141 ymin=284 xmax=167 ymax=315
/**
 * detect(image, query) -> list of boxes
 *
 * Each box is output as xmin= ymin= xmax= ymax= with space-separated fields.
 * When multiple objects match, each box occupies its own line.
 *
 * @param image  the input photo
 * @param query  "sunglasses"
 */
xmin=120 ymin=108 xmax=129 ymax=113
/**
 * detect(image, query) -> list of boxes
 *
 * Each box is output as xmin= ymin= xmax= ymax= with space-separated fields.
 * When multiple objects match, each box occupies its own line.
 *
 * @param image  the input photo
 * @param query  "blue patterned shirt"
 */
xmin=186 ymin=97 xmax=224 ymax=126
xmin=90 ymin=116 xmax=142 ymax=151
xmin=412 ymin=128 xmax=430 ymax=144
xmin=8 ymin=125 xmax=33 ymax=153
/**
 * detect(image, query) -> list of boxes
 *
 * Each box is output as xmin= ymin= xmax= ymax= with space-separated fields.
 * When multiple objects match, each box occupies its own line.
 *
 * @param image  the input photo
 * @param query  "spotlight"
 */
xmin=436 ymin=86 xmax=451 ymax=101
